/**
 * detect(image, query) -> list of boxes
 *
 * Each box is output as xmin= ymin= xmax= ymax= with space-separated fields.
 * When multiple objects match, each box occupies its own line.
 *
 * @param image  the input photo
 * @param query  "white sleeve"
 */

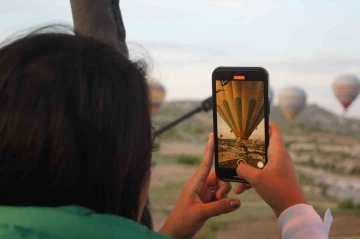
xmin=278 ymin=204 xmax=333 ymax=239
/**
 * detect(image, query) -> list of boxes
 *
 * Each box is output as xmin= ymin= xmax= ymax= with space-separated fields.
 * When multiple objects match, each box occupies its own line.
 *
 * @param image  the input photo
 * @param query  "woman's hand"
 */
xmin=235 ymin=123 xmax=307 ymax=217
xmin=159 ymin=133 xmax=242 ymax=239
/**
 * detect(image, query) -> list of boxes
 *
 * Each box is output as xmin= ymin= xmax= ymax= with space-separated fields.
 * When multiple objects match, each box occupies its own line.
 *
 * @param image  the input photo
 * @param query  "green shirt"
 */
xmin=0 ymin=205 xmax=171 ymax=239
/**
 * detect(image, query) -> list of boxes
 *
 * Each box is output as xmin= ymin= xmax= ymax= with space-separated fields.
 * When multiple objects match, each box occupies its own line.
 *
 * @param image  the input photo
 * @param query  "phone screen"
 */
xmin=213 ymin=67 xmax=269 ymax=182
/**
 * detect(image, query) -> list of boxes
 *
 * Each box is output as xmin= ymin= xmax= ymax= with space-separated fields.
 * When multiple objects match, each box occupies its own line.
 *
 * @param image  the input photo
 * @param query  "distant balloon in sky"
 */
xmin=216 ymin=80 xmax=264 ymax=144
xmin=332 ymin=74 xmax=360 ymax=112
xmin=148 ymin=79 xmax=166 ymax=115
xmin=278 ymin=86 xmax=307 ymax=121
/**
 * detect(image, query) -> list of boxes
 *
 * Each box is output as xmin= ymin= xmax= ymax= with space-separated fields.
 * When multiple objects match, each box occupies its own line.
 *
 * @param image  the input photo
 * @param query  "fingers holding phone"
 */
xmin=159 ymin=134 xmax=241 ymax=239
xmin=233 ymin=182 xmax=252 ymax=194
xmin=236 ymin=123 xmax=307 ymax=217
xmin=206 ymin=171 xmax=232 ymax=200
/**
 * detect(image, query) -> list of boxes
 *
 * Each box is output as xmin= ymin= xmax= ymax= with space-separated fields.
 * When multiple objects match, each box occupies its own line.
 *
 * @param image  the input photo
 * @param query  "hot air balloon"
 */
xmin=216 ymin=80 xmax=264 ymax=144
xmin=332 ymin=74 xmax=360 ymax=113
xmin=148 ymin=79 xmax=165 ymax=115
xmin=278 ymin=87 xmax=306 ymax=121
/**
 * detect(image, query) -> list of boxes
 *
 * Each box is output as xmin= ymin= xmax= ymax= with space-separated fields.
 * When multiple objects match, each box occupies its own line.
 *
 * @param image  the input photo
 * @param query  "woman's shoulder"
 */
xmin=0 ymin=205 xmax=171 ymax=239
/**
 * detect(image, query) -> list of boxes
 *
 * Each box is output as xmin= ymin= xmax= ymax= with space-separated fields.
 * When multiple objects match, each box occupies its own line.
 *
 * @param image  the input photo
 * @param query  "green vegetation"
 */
xmin=298 ymin=172 xmax=314 ymax=186
xmin=176 ymin=155 xmax=201 ymax=165
xmin=337 ymin=199 xmax=360 ymax=216
xmin=338 ymin=199 xmax=360 ymax=210
xmin=332 ymin=151 xmax=351 ymax=161
xmin=198 ymin=220 xmax=228 ymax=239
xmin=284 ymin=140 xmax=295 ymax=148
xmin=198 ymin=203 xmax=273 ymax=239
xmin=350 ymin=167 xmax=360 ymax=176
xmin=327 ymin=138 xmax=337 ymax=144
xmin=152 ymin=154 xmax=178 ymax=165
xmin=306 ymin=158 xmax=317 ymax=168
xmin=152 ymin=154 xmax=202 ymax=166
xmin=150 ymin=181 xmax=185 ymax=207
xmin=317 ymin=182 xmax=330 ymax=197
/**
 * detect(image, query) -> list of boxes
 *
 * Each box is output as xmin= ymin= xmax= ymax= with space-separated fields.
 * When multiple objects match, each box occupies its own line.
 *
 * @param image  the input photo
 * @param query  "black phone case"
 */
xmin=212 ymin=66 xmax=270 ymax=183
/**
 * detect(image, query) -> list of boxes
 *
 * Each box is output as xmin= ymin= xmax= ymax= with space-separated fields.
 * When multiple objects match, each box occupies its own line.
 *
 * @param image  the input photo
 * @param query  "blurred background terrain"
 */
xmin=150 ymin=101 xmax=360 ymax=239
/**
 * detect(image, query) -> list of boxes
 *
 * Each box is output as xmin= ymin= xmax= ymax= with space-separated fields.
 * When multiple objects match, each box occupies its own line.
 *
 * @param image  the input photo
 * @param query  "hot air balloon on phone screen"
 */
xmin=332 ymin=74 xmax=360 ymax=114
xmin=216 ymin=80 xmax=265 ymax=144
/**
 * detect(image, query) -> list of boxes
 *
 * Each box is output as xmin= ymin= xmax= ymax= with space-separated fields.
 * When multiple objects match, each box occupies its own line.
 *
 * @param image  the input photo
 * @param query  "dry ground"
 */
xmin=150 ymin=141 xmax=360 ymax=238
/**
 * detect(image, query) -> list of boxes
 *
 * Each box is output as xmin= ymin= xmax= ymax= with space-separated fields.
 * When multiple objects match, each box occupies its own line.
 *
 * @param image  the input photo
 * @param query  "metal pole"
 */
xmin=155 ymin=96 xmax=213 ymax=136
xmin=155 ymin=107 xmax=202 ymax=136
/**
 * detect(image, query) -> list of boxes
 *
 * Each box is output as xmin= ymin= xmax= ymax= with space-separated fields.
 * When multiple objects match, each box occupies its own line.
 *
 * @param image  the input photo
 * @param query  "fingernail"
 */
xmin=230 ymin=200 xmax=240 ymax=209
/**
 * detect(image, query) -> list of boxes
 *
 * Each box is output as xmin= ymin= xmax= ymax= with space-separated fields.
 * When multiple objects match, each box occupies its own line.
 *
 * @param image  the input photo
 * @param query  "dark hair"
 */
xmin=0 ymin=26 xmax=153 ymax=220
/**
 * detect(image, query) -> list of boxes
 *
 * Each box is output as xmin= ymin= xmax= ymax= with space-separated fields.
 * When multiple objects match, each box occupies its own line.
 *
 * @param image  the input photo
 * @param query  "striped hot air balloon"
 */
xmin=278 ymin=87 xmax=307 ymax=121
xmin=332 ymin=74 xmax=360 ymax=112
xmin=148 ymin=79 xmax=165 ymax=115
xmin=216 ymin=80 xmax=264 ymax=144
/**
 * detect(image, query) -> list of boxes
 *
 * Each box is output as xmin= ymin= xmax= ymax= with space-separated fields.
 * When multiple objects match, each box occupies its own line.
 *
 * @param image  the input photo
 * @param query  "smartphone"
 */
xmin=212 ymin=67 xmax=270 ymax=183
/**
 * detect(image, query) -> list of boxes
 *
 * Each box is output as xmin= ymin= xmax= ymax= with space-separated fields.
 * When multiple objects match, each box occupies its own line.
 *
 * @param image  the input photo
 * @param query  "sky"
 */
xmin=1 ymin=0 xmax=360 ymax=118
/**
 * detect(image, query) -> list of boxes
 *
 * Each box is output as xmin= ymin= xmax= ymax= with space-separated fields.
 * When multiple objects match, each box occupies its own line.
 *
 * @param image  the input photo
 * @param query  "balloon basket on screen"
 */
xmin=236 ymin=141 xmax=249 ymax=161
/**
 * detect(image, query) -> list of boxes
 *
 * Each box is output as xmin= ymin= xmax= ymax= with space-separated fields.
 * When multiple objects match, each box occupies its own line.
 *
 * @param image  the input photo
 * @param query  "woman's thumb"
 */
xmin=199 ymin=198 xmax=241 ymax=220
xmin=236 ymin=163 xmax=262 ymax=186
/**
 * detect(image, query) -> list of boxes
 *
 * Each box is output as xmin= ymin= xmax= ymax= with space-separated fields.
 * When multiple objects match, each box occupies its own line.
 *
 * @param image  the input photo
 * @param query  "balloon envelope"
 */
xmin=216 ymin=80 xmax=265 ymax=143
xmin=148 ymin=80 xmax=165 ymax=115
xmin=332 ymin=74 xmax=360 ymax=111
xmin=278 ymin=87 xmax=307 ymax=121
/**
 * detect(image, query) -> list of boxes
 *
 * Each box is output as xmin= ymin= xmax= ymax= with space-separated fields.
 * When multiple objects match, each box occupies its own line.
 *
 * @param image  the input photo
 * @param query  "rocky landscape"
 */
xmin=150 ymin=100 xmax=360 ymax=238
